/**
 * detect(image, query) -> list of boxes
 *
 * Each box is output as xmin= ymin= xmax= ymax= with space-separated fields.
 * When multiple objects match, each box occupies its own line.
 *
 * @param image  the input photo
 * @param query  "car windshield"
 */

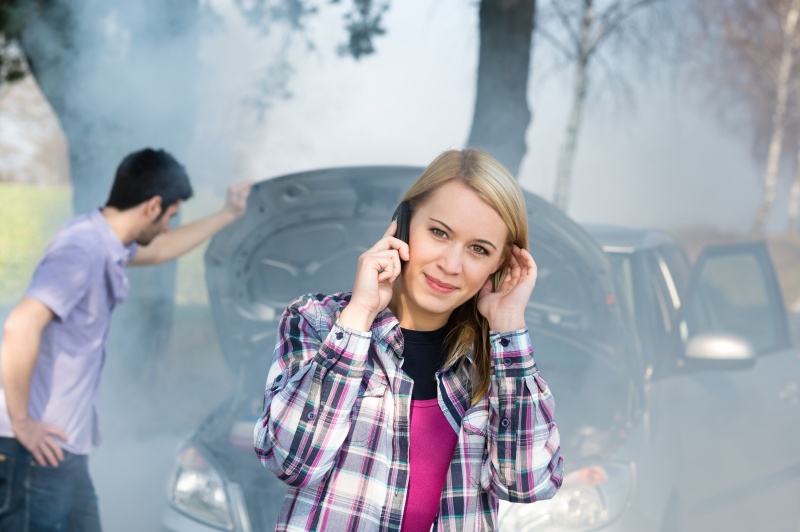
xmin=526 ymin=240 xmax=631 ymax=375
xmin=605 ymin=252 xmax=637 ymax=327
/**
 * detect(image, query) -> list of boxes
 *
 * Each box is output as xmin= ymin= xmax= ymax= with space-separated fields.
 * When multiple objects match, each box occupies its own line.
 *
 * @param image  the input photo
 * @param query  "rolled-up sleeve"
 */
xmin=484 ymin=328 xmax=563 ymax=502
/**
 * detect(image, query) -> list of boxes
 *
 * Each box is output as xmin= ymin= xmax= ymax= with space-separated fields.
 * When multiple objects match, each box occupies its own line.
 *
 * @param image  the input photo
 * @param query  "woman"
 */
xmin=254 ymin=149 xmax=563 ymax=531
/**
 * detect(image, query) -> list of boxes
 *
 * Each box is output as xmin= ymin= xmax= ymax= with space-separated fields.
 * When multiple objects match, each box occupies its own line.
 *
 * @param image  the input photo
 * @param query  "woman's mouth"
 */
xmin=424 ymin=274 xmax=457 ymax=294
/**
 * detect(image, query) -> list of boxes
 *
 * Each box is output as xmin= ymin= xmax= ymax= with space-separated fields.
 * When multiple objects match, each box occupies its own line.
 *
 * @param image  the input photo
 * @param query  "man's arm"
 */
xmin=1 ymin=298 xmax=68 ymax=466
xmin=130 ymin=181 xmax=251 ymax=266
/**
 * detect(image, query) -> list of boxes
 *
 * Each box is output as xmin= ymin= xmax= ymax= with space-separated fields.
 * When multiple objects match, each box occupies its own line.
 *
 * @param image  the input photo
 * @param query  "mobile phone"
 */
xmin=392 ymin=201 xmax=411 ymax=246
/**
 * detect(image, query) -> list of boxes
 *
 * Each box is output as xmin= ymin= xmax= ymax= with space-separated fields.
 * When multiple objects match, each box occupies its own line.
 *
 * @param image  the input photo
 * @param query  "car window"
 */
xmin=658 ymin=245 xmax=691 ymax=300
xmin=606 ymin=253 xmax=636 ymax=327
xmin=681 ymin=251 xmax=782 ymax=354
xmin=527 ymin=240 xmax=620 ymax=349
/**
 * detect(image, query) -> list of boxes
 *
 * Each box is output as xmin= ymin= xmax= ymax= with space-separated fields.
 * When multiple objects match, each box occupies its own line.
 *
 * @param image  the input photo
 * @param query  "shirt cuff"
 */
xmin=490 ymin=328 xmax=538 ymax=377
xmin=317 ymin=321 xmax=372 ymax=375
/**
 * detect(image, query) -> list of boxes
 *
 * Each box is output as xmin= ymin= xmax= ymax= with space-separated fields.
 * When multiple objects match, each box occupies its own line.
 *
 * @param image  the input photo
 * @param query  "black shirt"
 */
xmin=400 ymin=325 xmax=449 ymax=400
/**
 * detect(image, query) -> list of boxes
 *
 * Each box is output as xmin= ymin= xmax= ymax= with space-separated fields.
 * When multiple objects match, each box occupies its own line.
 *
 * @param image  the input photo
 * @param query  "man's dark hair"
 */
xmin=105 ymin=148 xmax=194 ymax=216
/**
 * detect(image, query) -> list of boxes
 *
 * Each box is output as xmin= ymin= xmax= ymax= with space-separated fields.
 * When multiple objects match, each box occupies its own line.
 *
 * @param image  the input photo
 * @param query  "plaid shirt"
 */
xmin=255 ymin=293 xmax=563 ymax=531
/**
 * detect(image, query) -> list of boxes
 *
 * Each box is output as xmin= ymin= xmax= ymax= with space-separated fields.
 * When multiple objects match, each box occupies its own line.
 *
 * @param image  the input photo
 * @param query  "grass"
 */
xmin=0 ymin=183 xmax=72 ymax=302
xmin=0 ymin=182 xmax=219 ymax=306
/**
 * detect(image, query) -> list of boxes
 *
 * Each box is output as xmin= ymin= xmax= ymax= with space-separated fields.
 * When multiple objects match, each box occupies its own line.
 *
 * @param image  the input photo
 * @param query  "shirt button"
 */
xmin=307 ymin=411 xmax=316 ymax=421
xmin=500 ymin=418 xmax=510 ymax=428
xmin=335 ymin=331 xmax=344 ymax=340
xmin=503 ymin=358 xmax=512 ymax=367
xmin=500 ymin=338 xmax=510 ymax=347
xmin=275 ymin=374 xmax=283 ymax=382
xmin=327 ymin=352 xmax=336 ymax=359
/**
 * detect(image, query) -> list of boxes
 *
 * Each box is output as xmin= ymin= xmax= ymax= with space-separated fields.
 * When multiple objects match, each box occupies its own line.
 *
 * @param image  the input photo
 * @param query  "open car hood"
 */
xmin=204 ymin=166 xmax=636 ymax=457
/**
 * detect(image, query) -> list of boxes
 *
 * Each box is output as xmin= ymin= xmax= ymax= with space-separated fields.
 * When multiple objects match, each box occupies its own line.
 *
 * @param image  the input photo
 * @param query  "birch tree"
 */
xmin=692 ymin=0 xmax=800 ymax=234
xmin=753 ymin=0 xmax=800 ymax=234
xmin=539 ymin=0 xmax=670 ymax=213
xmin=788 ymin=136 xmax=800 ymax=230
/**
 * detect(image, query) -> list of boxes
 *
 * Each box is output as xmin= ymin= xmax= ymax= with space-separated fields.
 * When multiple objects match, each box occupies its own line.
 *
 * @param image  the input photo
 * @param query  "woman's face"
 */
xmin=393 ymin=179 xmax=508 ymax=330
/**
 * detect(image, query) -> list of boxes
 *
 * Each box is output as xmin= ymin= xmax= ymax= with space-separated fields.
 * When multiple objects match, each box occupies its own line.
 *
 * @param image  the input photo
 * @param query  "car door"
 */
xmin=670 ymin=242 xmax=800 ymax=531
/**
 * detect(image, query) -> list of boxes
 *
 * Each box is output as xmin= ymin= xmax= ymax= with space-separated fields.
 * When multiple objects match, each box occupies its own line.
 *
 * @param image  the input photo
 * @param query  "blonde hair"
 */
xmin=401 ymin=149 xmax=529 ymax=404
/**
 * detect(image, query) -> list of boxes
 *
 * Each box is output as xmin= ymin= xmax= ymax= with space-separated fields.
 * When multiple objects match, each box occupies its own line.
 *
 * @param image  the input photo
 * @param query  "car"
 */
xmin=498 ymin=224 xmax=800 ymax=532
xmin=161 ymin=167 xmax=800 ymax=531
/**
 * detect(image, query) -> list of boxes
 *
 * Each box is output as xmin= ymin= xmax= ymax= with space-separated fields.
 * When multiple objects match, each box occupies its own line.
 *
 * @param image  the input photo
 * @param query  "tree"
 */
xmin=690 ymin=0 xmax=800 ymax=234
xmin=0 ymin=0 xmax=544 ymax=384
xmin=537 ymin=0 xmax=671 ymax=213
xmin=236 ymin=0 xmax=540 ymax=178
xmin=2 ymin=0 xmax=202 ymax=385
xmin=466 ymin=0 xmax=536 ymax=178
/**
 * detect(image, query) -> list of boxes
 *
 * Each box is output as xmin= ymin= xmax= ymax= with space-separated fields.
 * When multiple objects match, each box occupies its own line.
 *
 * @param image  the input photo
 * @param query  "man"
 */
xmin=0 ymin=148 xmax=251 ymax=531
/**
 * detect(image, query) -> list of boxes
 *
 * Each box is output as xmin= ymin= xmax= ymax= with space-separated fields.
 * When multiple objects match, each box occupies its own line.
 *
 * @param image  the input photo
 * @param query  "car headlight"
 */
xmin=498 ymin=462 xmax=634 ymax=531
xmin=167 ymin=445 xmax=234 ymax=530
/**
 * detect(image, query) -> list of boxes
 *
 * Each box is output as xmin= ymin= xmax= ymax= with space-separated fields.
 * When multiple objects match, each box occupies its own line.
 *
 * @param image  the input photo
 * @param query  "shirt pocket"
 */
xmin=462 ymin=410 xmax=490 ymax=489
xmin=349 ymin=373 xmax=388 ymax=445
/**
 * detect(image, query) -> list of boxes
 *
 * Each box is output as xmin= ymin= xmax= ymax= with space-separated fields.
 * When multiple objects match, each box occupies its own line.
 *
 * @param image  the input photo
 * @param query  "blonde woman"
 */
xmin=255 ymin=149 xmax=563 ymax=531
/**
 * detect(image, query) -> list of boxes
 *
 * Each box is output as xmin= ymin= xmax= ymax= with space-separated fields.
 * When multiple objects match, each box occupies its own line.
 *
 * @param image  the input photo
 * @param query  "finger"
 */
xmin=40 ymin=442 xmax=59 ymax=468
xmin=45 ymin=436 xmax=65 ymax=463
xmin=31 ymin=448 xmax=47 ymax=468
xmin=517 ymin=246 xmax=537 ymax=270
xmin=369 ymin=230 xmax=408 ymax=259
xmin=373 ymin=250 xmax=394 ymax=275
xmin=383 ymin=220 xmax=398 ymax=238
xmin=389 ymin=247 xmax=403 ymax=283
xmin=47 ymin=425 xmax=68 ymax=442
xmin=377 ymin=264 xmax=393 ymax=283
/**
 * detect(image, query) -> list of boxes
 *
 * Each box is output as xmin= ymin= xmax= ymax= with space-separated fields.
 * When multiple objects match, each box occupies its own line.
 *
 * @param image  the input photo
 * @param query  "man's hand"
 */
xmin=224 ymin=181 xmax=253 ymax=219
xmin=12 ymin=417 xmax=67 ymax=467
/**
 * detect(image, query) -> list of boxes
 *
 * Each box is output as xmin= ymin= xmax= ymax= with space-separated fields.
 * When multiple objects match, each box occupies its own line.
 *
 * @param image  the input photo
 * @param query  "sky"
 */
xmin=190 ymin=0 xmax=779 ymax=234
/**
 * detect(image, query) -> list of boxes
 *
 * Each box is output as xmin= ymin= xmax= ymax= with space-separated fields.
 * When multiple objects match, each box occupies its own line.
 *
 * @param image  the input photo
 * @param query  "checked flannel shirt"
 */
xmin=254 ymin=292 xmax=563 ymax=531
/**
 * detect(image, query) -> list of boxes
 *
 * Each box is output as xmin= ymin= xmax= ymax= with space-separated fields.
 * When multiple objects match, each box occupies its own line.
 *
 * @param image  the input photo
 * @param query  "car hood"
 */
xmin=203 ymin=166 xmax=636 ymax=458
xmin=206 ymin=167 xmax=628 ymax=369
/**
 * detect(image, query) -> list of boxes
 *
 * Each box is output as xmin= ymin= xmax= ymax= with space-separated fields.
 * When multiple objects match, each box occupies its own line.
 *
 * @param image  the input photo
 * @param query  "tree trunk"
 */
xmin=553 ymin=0 xmax=593 ymax=213
xmin=467 ymin=0 xmax=536 ymax=178
xmin=20 ymin=0 xmax=200 ymax=386
xmin=788 ymin=143 xmax=800 ymax=232
xmin=753 ymin=0 xmax=800 ymax=235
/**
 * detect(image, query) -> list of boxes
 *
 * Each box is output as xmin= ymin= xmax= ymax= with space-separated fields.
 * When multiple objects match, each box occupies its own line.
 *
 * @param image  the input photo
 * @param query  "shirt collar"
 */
xmin=90 ymin=208 xmax=137 ymax=264
xmin=368 ymin=305 xmax=477 ymax=368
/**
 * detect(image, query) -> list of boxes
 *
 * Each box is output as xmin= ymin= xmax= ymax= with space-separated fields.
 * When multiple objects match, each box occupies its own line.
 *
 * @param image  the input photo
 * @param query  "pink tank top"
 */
xmin=401 ymin=398 xmax=459 ymax=532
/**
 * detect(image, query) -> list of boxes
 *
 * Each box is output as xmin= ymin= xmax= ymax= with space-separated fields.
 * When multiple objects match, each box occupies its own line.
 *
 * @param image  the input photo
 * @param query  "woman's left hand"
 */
xmin=476 ymin=245 xmax=537 ymax=332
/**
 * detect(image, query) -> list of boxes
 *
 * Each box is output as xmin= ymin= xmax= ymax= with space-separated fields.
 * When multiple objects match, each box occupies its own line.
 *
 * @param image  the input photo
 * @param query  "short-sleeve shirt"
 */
xmin=0 ymin=209 xmax=137 ymax=454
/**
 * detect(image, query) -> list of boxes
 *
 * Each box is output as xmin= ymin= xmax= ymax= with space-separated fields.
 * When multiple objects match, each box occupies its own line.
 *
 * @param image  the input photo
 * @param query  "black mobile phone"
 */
xmin=392 ymin=201 xmax=411 ymax=246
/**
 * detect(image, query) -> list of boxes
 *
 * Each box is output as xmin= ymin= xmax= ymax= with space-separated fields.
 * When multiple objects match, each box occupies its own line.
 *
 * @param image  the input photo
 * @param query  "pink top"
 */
xmin=401 ymin=399 xmax=459 ymax=532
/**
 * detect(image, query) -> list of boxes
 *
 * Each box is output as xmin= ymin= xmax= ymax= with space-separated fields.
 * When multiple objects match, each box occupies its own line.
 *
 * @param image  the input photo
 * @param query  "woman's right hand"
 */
xmin=339 ymin=220 xmax=409 ymax=332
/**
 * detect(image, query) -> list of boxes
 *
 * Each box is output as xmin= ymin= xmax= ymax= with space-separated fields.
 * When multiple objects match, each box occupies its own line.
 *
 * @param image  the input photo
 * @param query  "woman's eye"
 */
xmin=431 ymin=228 xmax=447 ymax=238
xmin=470 ymin=245 xmax=488 ymax=256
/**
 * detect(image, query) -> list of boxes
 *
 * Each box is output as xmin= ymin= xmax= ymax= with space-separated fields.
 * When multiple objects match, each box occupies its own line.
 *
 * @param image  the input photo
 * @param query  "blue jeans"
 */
xmin=0 ymin=437 xmax=101 ymax=531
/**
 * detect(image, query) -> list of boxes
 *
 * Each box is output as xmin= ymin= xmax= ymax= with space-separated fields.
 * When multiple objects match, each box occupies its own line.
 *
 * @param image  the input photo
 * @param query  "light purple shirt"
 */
xmin=0 ymin=209 xmax=137 ymax=454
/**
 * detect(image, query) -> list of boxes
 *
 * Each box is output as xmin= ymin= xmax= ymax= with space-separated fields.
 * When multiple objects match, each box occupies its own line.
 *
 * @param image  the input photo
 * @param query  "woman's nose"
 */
xmin=437 ymin=245 xmax=462 ymax=274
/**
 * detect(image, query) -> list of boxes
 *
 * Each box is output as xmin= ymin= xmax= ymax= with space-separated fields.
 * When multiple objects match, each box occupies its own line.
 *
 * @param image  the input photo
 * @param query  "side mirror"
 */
xmin=679 ymin=333 xmax=756 ymax=372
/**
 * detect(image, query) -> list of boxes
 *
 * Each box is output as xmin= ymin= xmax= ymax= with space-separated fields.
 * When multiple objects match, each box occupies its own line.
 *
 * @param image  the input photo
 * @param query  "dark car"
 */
xmin=161 ymin=168 xmax=799 ymax=531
